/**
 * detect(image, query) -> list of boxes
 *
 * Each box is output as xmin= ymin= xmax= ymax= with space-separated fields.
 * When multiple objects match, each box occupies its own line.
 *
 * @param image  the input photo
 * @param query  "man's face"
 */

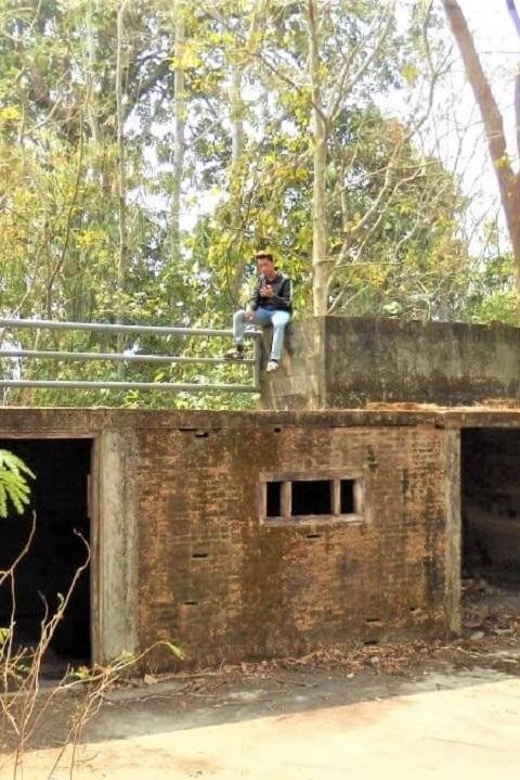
xmin=258 ymin=257 xmax=275 ymax=279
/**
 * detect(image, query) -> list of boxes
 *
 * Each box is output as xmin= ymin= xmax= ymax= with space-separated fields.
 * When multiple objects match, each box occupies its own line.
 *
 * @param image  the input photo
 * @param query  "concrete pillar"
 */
xmin=95 ymin=430 xmax=139 ymax=663
xmin=261 ymin=317 xmax=325 ymax=409
xmin=444 ymin=430 xmax=461 ymax=634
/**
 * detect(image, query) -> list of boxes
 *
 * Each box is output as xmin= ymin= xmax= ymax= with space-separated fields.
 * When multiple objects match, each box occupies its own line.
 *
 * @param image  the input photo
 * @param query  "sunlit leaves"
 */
xmin=0 ymin=450 xmax=35 ymax=519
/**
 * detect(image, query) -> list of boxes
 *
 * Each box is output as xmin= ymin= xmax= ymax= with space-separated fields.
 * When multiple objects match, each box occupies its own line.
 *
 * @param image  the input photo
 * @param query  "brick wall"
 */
xmin=135 ymin=417 xmax=457 ymax=668
xmin=0 ymin=408 xmax=462 ymax=669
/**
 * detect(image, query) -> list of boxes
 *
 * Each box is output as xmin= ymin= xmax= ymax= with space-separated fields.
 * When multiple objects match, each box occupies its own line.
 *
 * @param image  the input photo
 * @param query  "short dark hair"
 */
xmin=255 ymin=251 xmax=273 ymax=263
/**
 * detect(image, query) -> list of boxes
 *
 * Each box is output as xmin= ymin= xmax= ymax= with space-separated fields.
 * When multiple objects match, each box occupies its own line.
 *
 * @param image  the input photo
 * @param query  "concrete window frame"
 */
xmin=260 ymin=470 xmax=365 ymax=527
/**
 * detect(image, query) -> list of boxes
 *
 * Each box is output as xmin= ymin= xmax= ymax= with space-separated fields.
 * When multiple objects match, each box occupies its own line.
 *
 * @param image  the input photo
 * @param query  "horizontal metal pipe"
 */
xmin=0 ymin=317 xmax=261 ymax=339
xmin=0 ymin=379 xmax=259 ymax=392
xmin=0 ymin=348 xmax=255 ymax=366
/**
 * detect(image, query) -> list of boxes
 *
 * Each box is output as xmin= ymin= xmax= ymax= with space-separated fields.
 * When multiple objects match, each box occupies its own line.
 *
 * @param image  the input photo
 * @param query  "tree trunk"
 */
xmin=505 ymin=1 xmax=520 ymax=160
xmin=230 ymin=66 xmax=244 ymax=168
xmin=115 ymin=0 xmax=131 ymax=362
xmin=307 ymin=0 xmax=328 ymax=317
xmin=442 ymin=0 xmax=520 ymax=298
xmin=170 ymin=0 xmax=186 ymax=280
xmin=85 ymin=2 xmax=101 ymax=146
xmin=229 ymin=63 xmax=253 ymax=305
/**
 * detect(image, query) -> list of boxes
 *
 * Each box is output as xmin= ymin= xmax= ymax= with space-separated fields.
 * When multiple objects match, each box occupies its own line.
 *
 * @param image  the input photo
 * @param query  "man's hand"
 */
xmin=244 ymin=308 xmax=255 ymax=322
xmin=259 ymin=285 xmax=274 ymax=298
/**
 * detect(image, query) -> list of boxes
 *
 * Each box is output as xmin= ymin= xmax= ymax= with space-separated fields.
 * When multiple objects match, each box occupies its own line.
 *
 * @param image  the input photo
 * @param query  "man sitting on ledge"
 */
xmin=225 ymin=251 xmax=292 ymax=372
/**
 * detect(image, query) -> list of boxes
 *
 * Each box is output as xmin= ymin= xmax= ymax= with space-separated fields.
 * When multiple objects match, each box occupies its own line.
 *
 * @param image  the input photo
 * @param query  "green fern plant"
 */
xmin=0 ymin=450 xmax=35 ymax=518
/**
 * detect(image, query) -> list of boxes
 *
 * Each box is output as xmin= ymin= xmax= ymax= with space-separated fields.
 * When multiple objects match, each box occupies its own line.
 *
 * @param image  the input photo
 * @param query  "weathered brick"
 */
xmin=134 ymin=420 xmax=453 ymax=668
xmin=0 ymin=407 xmax=470 ymax=669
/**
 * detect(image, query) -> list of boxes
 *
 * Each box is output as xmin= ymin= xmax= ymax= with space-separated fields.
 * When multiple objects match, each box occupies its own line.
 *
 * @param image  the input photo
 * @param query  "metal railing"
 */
xmin=0 ymin=318 xmax=262 ymax=393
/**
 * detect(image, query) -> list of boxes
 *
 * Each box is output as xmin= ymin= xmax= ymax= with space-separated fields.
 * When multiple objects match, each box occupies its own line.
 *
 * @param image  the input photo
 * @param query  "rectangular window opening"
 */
xmin=292 ymin=480 xmax=331 ymax=516
xmin=266 ymin=481 xmax=282 ymax=518
xmin=263 ymin=475 xmax=364 ymax=523
xmin=340 ymin=480 xmax=355 ymax=514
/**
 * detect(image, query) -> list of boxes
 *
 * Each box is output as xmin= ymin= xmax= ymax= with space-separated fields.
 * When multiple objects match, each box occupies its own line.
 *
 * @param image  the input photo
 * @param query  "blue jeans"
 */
xmin=233 ymin=307 xmax=291 ymax=361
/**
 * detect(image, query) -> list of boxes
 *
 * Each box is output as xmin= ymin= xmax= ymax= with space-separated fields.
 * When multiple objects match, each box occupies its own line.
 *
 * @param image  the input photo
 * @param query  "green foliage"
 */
xmin=71 ymin=640 xmax=185 ymax=683
xmin=464 ymin=251 xmax=517 ymax=325
xmin=468 ymin=290 xmax=518 ymax=325
xmin=0 ymin=450 xmax=35 ymax=518
xmin=159 ymin=640 xmax=185 ymax=660
xmin=0 ymin=0 xmax=511 ymax=410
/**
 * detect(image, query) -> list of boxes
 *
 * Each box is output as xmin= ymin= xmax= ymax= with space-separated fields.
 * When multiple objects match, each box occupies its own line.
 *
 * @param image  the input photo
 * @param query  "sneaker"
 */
xmin=224 ymin=346 xmax=244 ymax=360
xmin=266 ymin=360 xmax=279 ymax=372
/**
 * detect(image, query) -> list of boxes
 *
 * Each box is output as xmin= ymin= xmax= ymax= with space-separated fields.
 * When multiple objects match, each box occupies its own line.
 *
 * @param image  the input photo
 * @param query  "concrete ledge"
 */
xmin=262 ymin=317 xmax=520 ymax=410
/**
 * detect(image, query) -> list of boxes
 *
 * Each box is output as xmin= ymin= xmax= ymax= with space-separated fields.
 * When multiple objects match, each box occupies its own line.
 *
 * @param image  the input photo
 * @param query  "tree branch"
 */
xmin=506 ymin=0 xmax=520 ymax=161
xmin=506 ymin=0 xmax=520 ymax=39
xmin=330 ymin=2 xmax=395 ymax=122
xmin=442 ymin=1 xmax=513 ymax=175
xmin=442 ymin=0 xmax=520 ymax=284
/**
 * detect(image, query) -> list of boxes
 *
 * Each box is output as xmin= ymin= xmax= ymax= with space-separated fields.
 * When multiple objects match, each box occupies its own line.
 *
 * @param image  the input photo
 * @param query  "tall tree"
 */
xmin=203 ymin=0 xmax=451 ymax=315
xmin=0 ymin=0 xmax=480 ymax=408
xmin=441 ymin=0 xmax=520 ymax=299
xmin=305 ymin=0 xmax=397 ymax=315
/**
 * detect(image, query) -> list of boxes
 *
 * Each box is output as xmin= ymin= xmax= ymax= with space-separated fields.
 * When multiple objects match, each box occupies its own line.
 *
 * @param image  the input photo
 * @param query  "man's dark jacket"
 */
xmin=249 ymin=272 xmax=292 ymax=313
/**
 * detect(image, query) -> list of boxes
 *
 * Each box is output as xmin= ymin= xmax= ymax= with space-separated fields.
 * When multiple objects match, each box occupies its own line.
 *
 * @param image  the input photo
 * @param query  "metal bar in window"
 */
xmin=280 ymin=481 xmax=292 ymax=519
xmin=331 ymin=480 xmax=341 ymax=516
xmin=354 ymin=480 xmax=364 ymax=515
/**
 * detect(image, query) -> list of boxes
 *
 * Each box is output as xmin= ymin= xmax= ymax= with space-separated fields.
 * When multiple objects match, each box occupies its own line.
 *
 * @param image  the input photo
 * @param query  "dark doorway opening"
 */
xmin=461 ymin=429 xmax=520 ymax=585
xmin=0 ymin=439 xmax=92 ymax=671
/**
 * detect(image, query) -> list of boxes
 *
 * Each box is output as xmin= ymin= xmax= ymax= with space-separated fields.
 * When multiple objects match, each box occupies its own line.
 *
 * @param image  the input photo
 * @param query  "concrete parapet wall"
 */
xmin=263 ymin=317 xmax=520 ymax=409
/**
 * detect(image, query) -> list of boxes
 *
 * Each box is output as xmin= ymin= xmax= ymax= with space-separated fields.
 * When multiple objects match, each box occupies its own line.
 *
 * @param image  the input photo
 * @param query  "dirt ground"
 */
xmin=2 ymin=581 xmax=520 ymax=779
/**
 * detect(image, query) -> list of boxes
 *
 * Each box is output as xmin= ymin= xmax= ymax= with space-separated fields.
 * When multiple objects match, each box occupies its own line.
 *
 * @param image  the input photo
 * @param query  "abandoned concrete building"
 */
xmin=1 ymin=317 xmax=520 ymax=670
